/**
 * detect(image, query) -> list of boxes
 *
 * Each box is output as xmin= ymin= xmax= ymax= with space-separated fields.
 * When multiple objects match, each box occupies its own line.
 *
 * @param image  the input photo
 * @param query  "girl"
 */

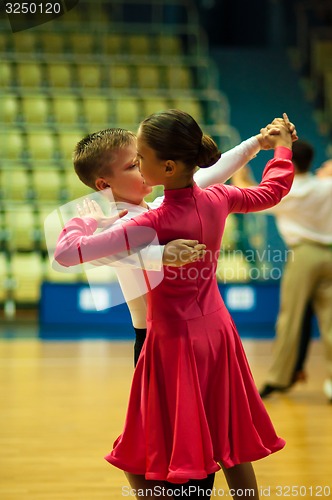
xmin=55 ymin=110 xmax=294 ymax=499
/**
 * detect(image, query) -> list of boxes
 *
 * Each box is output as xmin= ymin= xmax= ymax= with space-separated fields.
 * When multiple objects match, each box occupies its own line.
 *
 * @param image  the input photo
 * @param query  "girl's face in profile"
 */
xmin=136 ymin=130 xmax=167 ymax=187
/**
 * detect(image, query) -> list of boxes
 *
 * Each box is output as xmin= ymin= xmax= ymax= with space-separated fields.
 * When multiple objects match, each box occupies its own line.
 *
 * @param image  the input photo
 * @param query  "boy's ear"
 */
xmin=165 ymin=160 xmax=176 ymax=176
xmin=95 ymin=177 xmax=110 ymax=191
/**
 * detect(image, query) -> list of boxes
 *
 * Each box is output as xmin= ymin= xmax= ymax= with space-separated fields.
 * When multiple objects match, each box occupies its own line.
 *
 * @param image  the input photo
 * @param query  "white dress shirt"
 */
xmin=267 ymin=173 xmax=332 ymax=246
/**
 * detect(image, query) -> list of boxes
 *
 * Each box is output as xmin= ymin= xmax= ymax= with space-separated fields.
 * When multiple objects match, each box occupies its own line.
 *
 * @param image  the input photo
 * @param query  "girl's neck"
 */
xmin=164 ymin=174 xmax=194 ymax=190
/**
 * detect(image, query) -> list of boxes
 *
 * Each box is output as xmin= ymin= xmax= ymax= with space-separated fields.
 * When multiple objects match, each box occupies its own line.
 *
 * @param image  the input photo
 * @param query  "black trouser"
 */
xmin=134 ymin=327 xmax=147 ymax=367
xmin=293 ymin=302 xmax=313 ymax=377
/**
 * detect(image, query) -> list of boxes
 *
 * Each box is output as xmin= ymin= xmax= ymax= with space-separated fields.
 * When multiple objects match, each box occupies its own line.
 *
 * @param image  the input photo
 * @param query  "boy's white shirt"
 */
xmin=84 ymin=136 xmax=260 ymax=327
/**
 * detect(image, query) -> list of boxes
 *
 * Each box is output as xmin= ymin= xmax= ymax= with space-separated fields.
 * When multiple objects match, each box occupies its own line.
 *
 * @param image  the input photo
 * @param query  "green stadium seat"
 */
xmin=38 ymin=33 xmax=65 ymax=54
xmin=10 ymin=251 xmax=44 ymax=303
xmin=113 ymin=98 xmax=141 ymax=126
xmin=68 ymin=34 xmax=95 ymax=54
xmin=156 ymin=35 xmax=182 ymax=56
xmin=171 ymin=97 xmax=203 ymax=122
xmin=26 ymin=131 xmax=57 ymax=160
xmin=63 ymin=169 xmax=93 ymax=201
xmin=0 ymin=252 xmax=10 ymax=302
xmin=311 ymin=39 xmax=332 ymax=77
xmin=101 ymin=34 xmax=124 ymax=55
xmin=21 ymin=95 xmax=50 ymax=124
xmin=0 ymin=94 xmax=19 ymax=123
xmin=52 ymin=96 xmax=81 ymax=125
xmin=128 ymin=35 xmax=151 ymax=55
xmin=76 ymin=64 xmax=103 ymax=89
xmin=4 ymin=204 xmax=37 ymax=251
xmin=31 ymin=168 xmax=63 ymax=201
xmin=108 ymin=64 xmax=132 ymax=88
xmin=136 ymin=65 xmax=161 ymax=89
xmin=141 ymin=97 xmax=169 ymax=117
xmin=0 ymin=62 xmax=13 ymax=88
xmin=46 ymin=63 xmax=73 ymax=88
xmin=165 ymin=66 xmax=192 ymax=89
xmin=58 ymin=130 xmax=85 ymax=161
xmin=0 ymin=34 xmax=9 ymax=53
xmin=82 ymin=96 xmax=110 ymax=127
xmin=1 ymin=168 xmax=31 ymax=201
xmin=16 ymin=62 xmax=43 ymax=88
xmin=0 ymin=130 xmax=25 ymax=160
xmin=12 ymin=32 xmax=38 ymax=53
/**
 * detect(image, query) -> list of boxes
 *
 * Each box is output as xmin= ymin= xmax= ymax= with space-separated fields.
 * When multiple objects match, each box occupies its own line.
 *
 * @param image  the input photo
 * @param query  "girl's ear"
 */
xmin=165 ymin=160 xmax=176 ymax=176
xmin=95 ymin=178 xmax=111 ymax=191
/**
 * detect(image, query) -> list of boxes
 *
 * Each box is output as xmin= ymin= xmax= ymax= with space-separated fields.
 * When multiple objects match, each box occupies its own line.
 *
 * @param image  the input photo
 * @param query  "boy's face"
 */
xmin=96 ymin=142 xmax=152 ymax=204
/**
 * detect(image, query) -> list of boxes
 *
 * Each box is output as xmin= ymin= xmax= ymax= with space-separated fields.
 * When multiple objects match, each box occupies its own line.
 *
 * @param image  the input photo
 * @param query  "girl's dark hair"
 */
xmin=139 ymin=109 xmax=221 ymax=169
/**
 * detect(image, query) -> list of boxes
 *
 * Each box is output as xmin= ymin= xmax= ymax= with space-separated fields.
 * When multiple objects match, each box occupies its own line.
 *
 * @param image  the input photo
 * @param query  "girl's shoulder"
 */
xmin=202 ymin=183 xmax=232 ymax=201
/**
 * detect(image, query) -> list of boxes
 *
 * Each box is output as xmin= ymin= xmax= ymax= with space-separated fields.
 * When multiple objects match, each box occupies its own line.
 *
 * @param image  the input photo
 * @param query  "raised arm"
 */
xmin=194 ymin=136 xmax=260 ymax=187
xmin=195 ymin=114 xmax=297 ymax=188
xmin=224 ymin=146 xmax=294 ymax=213
xmin=210 ymin=119 xmax=294 ymax=213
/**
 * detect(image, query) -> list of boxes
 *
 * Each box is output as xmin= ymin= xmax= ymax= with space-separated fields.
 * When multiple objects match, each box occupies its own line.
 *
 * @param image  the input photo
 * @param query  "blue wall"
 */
xmin=39 ymin=281 xmax=318 ymax=340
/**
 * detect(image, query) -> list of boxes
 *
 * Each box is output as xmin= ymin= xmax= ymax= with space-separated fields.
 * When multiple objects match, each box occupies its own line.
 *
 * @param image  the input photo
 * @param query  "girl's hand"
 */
xmin=77 ymin=199 xmax=128 ymax=228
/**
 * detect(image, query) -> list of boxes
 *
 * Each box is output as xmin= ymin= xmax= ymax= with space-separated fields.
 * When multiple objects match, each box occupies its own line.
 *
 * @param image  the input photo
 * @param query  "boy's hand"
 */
xmin=163 ymin=239 xmax=206 ymax=267
xmin=77 ymin=199 xmax=128 ymax=228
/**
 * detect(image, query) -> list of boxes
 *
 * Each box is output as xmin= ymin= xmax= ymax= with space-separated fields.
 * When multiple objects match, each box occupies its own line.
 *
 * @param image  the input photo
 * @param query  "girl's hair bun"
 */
xmin=196 ymin=134 xmax=221 ymax=168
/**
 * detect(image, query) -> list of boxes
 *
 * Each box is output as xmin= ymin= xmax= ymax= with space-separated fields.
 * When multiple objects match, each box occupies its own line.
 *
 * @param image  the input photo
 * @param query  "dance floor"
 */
xmin=0 ymin=323 xmax=331 ymax=499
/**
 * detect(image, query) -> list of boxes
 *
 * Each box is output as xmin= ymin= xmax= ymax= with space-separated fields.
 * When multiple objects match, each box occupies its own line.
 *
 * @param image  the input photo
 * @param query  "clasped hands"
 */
xmin=258 ymin=113 xmax=298 ymax=150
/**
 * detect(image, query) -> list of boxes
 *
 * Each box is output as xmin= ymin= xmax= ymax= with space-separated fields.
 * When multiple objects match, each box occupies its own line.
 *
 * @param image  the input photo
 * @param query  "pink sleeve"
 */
xmin=54 ymin=216 xmax=156 ymax=267
xmin=209 ymin=147 xmax=294 ymax=213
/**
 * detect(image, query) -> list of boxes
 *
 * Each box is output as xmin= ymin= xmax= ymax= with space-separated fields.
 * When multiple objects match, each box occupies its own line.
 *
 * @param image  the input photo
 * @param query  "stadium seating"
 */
xmin=0 ymin=0 xmax=241 ymax=313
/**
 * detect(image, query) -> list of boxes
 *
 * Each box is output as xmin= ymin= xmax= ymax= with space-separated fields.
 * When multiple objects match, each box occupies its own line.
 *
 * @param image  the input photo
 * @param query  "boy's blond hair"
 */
xmin=73 ymin=128 xmax=136 ymax=190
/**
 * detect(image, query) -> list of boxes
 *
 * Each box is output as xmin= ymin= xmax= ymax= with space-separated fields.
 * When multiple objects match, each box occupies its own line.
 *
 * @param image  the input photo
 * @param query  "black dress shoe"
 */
xmin=259 ymin=384 xmax=286 ymax=399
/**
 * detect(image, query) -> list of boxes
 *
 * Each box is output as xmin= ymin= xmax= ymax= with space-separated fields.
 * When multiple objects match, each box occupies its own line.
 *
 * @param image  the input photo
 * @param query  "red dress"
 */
xmin=55 ymin=147 xmax=293 ymax=484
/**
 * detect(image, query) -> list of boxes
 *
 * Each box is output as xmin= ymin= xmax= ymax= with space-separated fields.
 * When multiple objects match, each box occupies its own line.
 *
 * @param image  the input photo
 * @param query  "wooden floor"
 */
xmin=0 ymin=332 xmax=331 ymax=499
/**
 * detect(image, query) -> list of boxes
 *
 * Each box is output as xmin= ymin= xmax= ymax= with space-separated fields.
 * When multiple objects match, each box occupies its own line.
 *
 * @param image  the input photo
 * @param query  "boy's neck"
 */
xmin=113 ymin=196 xmax=149 ymax=209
